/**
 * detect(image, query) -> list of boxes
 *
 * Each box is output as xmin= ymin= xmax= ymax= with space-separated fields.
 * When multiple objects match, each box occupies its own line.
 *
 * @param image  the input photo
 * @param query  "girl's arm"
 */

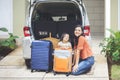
xmin=66 ymin=42 xmax=72 ymax=50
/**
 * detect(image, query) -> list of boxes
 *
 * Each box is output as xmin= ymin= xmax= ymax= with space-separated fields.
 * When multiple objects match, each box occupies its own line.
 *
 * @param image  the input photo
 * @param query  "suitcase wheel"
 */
xmin=31 ymin=69 xmax=34 ymax=72
xmin=66 ymin=72 xmax=71 ymax=76
xmin=53 ymin=71 xmax=56 ymax=76
xmin=46 ymin=71 xmax=49 ymax=73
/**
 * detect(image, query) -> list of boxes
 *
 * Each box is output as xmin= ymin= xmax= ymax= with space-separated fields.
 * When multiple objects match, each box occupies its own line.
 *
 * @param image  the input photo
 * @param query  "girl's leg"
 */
xmin=72 ymin=56 xmax=94 ymax=75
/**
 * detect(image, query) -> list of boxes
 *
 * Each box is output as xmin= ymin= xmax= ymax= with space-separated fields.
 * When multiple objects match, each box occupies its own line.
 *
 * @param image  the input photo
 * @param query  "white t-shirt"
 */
xmin=58 ymin=41 xmax=72 ymax=49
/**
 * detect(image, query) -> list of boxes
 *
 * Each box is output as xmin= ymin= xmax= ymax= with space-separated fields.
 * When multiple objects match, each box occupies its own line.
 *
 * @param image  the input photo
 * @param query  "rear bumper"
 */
xmin=22 ymin=37 xmax=32 ymax=59
xmin=85 ymin=35 xmax=92 ymax=48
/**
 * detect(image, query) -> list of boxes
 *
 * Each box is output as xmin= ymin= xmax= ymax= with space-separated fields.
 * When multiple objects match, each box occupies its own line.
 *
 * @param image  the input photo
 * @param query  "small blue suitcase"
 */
xmin=31 ymin=40 xmax=53 ymax=72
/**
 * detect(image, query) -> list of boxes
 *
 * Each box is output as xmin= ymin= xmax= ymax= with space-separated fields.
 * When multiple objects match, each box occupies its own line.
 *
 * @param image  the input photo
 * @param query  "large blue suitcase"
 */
xmin=31 ymin=40 xmax=53 ymax=72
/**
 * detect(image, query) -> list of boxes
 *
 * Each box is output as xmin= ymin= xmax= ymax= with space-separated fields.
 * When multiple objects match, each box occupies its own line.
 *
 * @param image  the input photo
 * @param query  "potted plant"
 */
xmin=0 ymin=27 xmax=19 ymax=57
xmin=99 ymin=29 xmax=120 ymax=64
xmin=99 ymin=29 xmax=120 ymax=80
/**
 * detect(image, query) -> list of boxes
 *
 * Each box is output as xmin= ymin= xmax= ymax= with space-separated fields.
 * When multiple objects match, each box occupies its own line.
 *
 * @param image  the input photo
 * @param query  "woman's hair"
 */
xmin=60 ymin=33 xmax=70 ymax=42
xmin=74 ymin=24 xmax=85 ymax=46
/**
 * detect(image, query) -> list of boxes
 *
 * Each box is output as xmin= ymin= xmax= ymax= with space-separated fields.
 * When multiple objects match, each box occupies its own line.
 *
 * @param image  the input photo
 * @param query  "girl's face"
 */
xmin=63 ymin=34 xmax=69 ymax=42
xmin=74 ymin=27 xmax=82 ymax=37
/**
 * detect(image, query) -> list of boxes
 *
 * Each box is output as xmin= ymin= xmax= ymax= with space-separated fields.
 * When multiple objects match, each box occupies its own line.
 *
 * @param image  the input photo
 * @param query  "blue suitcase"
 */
xmin=31 ymin=40 xmax=53 ymax=72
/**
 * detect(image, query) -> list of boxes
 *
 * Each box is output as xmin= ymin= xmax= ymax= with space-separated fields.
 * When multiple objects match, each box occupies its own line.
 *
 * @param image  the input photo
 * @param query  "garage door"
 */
xmin=84 ymin=0 xmax=104 ymax=37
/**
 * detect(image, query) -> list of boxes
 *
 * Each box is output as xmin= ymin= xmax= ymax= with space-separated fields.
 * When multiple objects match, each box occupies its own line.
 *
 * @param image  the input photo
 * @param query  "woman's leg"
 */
xmin=72 ymin=56 xmax=94 ymax=75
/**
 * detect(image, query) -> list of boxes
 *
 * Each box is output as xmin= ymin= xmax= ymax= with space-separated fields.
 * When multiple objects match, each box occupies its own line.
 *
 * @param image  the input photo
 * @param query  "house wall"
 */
xmin=0 ymin=0 xmax=13 ymax=38
xmin=13 ymin=0 xmax=26 ymax=37
xmin=119 ymin=0 xmax=120 ymax=30
xmin=84 ymin=0 xmax=104 ymax=36
xmin=111 ymin=0 xmax=118 ymax=31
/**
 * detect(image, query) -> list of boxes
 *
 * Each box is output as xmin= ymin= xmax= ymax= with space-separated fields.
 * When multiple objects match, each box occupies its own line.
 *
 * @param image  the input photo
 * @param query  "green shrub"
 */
xmin=99 ymin=29 xmax=120 ymax=63
xmin=0 ymin=27 xmax=19 ymax=49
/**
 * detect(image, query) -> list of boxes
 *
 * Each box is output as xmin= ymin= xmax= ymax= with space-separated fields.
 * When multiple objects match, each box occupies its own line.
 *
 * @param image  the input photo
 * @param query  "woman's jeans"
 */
xmin=72 ymin=56 xmax=94 ymax=75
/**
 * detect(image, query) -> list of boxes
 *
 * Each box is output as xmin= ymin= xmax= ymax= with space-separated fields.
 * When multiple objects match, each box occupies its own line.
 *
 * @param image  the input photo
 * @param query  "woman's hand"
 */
xmin=72 ymin=64 xmax=78 ymax=72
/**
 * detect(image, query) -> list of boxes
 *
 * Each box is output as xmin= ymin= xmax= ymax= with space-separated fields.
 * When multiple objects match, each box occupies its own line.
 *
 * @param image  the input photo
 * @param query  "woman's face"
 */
xmin=74 ymin=27 xmax=82 ymax=37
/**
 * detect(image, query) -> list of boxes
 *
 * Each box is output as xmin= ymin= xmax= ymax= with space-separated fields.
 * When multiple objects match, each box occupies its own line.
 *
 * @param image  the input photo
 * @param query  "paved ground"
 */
xmin=0 ymin=36 xmax=109 ymax=80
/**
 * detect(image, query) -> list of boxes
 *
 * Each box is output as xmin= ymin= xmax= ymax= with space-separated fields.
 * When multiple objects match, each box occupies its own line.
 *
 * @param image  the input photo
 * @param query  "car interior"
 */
xmin=31 ymin=2 xmax=82 ymax=45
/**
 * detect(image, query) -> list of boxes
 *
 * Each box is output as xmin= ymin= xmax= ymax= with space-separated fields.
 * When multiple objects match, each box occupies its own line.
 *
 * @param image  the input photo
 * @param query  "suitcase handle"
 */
xmin=49 ymin=32 xmax=51 ymax=38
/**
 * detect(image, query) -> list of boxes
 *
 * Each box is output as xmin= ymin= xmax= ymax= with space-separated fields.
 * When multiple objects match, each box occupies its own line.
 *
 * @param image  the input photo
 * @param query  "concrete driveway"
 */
xmin=0 ymin=36 xmax=109 ymax=80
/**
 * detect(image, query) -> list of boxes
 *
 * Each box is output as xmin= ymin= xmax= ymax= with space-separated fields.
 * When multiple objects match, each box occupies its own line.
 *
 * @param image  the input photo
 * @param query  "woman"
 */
xmin=72 ymin=25 xmax=94 ymax=75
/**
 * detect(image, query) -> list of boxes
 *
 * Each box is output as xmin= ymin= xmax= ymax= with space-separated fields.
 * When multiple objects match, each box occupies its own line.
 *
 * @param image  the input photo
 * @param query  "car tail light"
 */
xmin=23 ymin=26 xmax=30 ymax=37
xmin=84 ymin=26 xmax=90 ymax=36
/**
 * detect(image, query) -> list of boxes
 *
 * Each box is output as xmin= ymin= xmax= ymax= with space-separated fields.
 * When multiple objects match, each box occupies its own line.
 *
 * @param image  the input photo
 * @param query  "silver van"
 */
xmin=23 ymin=0 xmax=91 ymax=68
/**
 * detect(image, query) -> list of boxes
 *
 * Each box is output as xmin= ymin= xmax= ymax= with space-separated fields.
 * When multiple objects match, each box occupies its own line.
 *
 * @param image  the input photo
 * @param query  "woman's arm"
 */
xmin=72 ymin=50 xmax=76 ymax=66
xmin=75 ymin=49 xmax=80 ymax=65
xmin=73 ymin=49 xmax=80 ymax=72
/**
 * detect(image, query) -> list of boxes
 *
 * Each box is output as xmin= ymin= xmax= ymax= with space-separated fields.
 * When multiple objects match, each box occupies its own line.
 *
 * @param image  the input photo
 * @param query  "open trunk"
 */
xmin=31 ymin=1 xmax=82 ymax=43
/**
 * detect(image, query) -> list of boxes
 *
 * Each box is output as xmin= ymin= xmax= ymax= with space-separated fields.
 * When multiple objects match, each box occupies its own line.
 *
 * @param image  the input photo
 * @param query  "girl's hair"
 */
xmin=60 ymin=33 xmax=70 ymax=42
xmin=74 ymin=24 xmax=85 ymax=46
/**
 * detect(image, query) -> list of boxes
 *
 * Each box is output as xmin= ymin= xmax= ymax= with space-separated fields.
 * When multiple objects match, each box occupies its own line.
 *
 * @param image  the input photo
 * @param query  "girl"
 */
xmin=72 ymin=25 xmax=94 ymax=75
xmin=57 ymin=33 xmax=72 ymax=50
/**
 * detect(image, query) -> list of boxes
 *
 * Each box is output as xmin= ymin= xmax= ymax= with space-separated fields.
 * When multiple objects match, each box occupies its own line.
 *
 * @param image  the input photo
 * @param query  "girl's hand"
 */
xmin=72 ymin=64 xmax=78 ymax=72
